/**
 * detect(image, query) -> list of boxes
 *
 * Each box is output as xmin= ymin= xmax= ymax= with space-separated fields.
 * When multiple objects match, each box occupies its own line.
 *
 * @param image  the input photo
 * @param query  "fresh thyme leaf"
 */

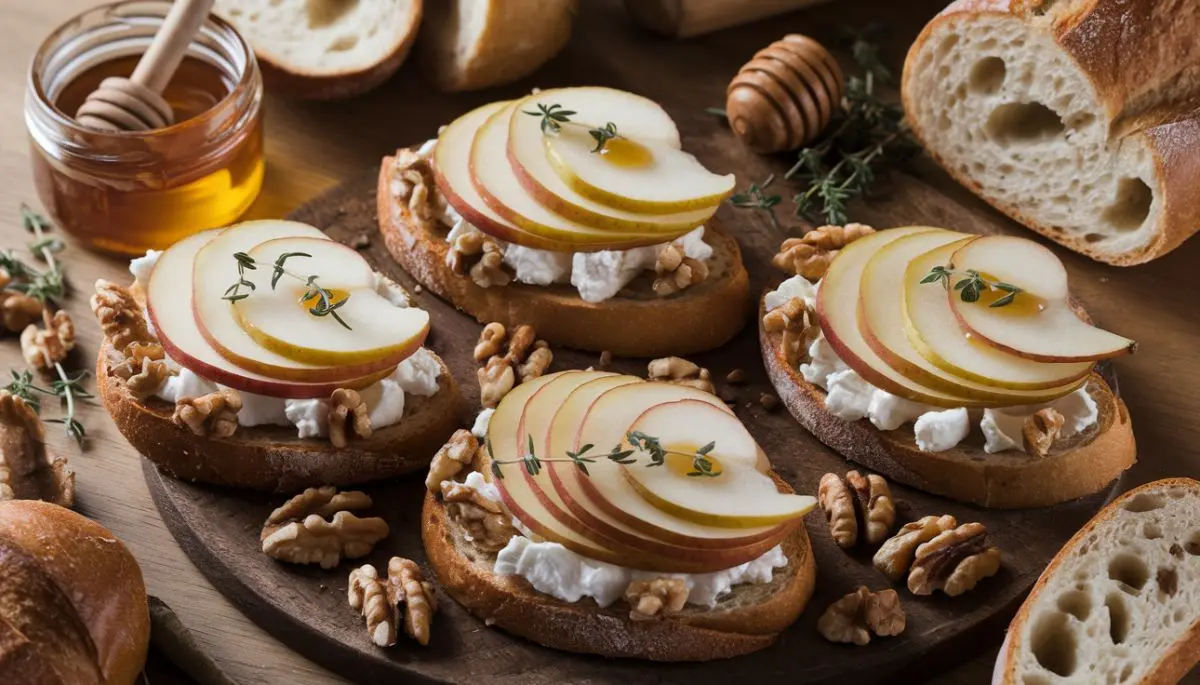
xmin=696 ymin=441 xmax=716 ymax=457
xmin=922 ymin=265 xmax=1023 ymax=308
xmin=226 ymin=253 xmax=353 ymax=328
xmin=729 ymin=175 xmax=782 ymax=231
xmin=490 ymin=460 xmax=504 ymax=480
xmin=489 ymin=433 xmax=721 ymax=479
xmin=589 ymin=122 xmax=619 ymax=153
xmin=953 ymin=278 xmax=970 ymax=291
xmin=28 ymin=237 xmax=63 ymax=257
xmin=704 ymin=106 xmax=728 ymax=119
xmin=524 ymin=103 xmax=576 ymax=135
xmin=272 ymin=251 xmax=311 ymax=289
xmin=19 ymin=204 xmax=51 ymax=235
xmin=4 ymin=369 xmax=47 ymax=413
xmin=990 ymin=292 xmax=1018 ymax=308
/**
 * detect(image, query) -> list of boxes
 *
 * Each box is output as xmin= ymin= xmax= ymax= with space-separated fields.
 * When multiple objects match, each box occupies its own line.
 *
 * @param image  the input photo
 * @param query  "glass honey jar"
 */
xmin=25 ymin=0 xmax=264 ymax=255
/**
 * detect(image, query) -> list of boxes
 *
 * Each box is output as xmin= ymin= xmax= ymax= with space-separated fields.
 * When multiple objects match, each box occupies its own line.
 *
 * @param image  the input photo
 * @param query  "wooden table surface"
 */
xmin=1 ymin=1 xmax=1197 ymax=683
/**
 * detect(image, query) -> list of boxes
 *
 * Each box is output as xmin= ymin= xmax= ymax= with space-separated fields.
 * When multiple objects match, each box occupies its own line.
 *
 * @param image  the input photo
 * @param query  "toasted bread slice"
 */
xmin=992 ymin=478 xmax=1200 ymax=684
xmin=98 ymin=340 xmax=462 ymax=493
xmin=376 ymin=155 xmax=751 ymax=357
xmin=759 ymin=297 xmax=1137 ymax=509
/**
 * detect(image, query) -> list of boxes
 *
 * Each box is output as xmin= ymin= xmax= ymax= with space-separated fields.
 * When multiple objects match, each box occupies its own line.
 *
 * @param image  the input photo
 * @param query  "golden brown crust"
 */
xmin=421 ymin=474 xmax=816 ymax=661
xmin=0 ymin=500 xmax=149 ymax=685
xmin=759 ymin=296 xmax=1137 ymax=508
xmin=98 ymin=342 xmax=464 ymax=493
xmin=376 ymin=156 xmax=752 ymax=357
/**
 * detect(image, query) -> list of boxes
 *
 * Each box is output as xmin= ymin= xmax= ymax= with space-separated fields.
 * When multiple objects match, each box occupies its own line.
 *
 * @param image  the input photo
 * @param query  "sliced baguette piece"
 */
xmin=759 ymin=295 xmax=1136 ymax=508
xmin=376 ymin=153 xmax=751 ymax=357
xmin=902 ymin=0 xmax=1200 ymax=265
xmin=213 ymin=0 xmax=423 ymax=99
xmin=993 ymin=478 xmax=1200 ymax=685
xmin=422 ymin=457 xmax=816 ymax=661
xmin=97 ymin=340 xmax=462 ymax=493
xmin=418 ymin=0 xmax=575 ymax=92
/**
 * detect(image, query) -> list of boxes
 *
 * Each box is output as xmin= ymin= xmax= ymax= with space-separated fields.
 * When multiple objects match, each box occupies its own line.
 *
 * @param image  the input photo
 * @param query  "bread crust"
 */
xmin=98 ymin=341 xmax=463 ymax=493
xmin=421 ymin=485 xmax=816 ymax=661
xmin=903 ymin=0 xmax=1200 ymax=265
xmin=376 ymin=156 xmax=751 ymax=357
xmin=992 ymin=478 xmax=1200 ymax=685
xmin=758 ymin=296 xmax=1137 ymax=508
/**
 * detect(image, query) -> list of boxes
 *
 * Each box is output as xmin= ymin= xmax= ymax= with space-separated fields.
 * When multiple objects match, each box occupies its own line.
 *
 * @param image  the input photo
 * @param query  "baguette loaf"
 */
xmin=992 ymin=478 xmax=1200 ymax=684
xmin=376 ymin=155 xmax=751 ymax=357
xmin=903 ymin=0 xmax=1200 ymax=265
xmin=214 ymin=0 xmax=423 ymax=99
xmin=759 ymin=296 xmax=1137 ymax=508
xmin=98 ymin=340 xmax=463 ymax=493
xmin=0 ymin=500 xmax=150 ymax=685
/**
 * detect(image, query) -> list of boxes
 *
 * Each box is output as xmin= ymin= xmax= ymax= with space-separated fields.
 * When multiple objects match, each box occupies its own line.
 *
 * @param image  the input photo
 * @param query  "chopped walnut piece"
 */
xmin=172 ymin=389 xmax=241 ymax=438
xmin=446 ymin=230 xmax=487 ymax=274
xmin=21 ymin=310 xmax=75 ymax=372
xmin=763 ymin=296 xmax=819 ymax=368
xmin=0 ymin=392 xmax=73 ymax=507
xmin=476 ymin=323 xmax=552 ymax=401
xmin=426 ymin=430 xmax=480 ymax=492
xmin=262 ymin=486 xmax=389 ymax=569
xmin=391 ymin=149 xmax=437 ymax=233
xmin=652 ymin=244 xmax=709 ymax=297
xmin=470 ymin=241 xmax=512 ymax=288
xmin=873 ymin=514 xmax=958 ymax=582
xmin=647 ymin=356 xmax=716 ymax=395
xmin=504 ymin=324 xmax=536 ymax=364
xmin=1023 ymin=407 xmax=1065 ymax=457
xmin=0 ymin=291 xmax=43 ymax=333
xmin=517 ymin=342 xmax=552 ymax=382
xmin=329 ymin=388 xmax=372 ymax=449
xmin=442 ymin=479 xmax=516 ymax=553
xmin=110 ymin=341 xmax=165 ymax=378
xmin=90 ymin=279 xmax=154 ymax=354
xmin=625 ymin=578 xmax=689 ymax=621
xmin=477 ymin=356 xmax=516 ymax=408
xmin=114 ymin=342 xmax=173 ymax=400
xmin=474 ymin=322 xmax=506 ymax=362
xmin=907 ymin=522 xmax=1002 ymax=596
xmin=818 ymin=586 xmax=905 ymax=645
xmin=772 ymin=223 xmax=876 ymax=279
xmin=348 ymin=557 xmax=438 ymax=647
xmin=349 ymin=564 xmax=394 ymax=646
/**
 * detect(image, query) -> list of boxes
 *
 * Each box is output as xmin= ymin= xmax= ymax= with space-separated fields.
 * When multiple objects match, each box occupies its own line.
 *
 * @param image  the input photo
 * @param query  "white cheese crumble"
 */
xmin=471 ymin=408 xmax=495 ymax=439
xmin=766 ymin=275 xmax=1101 ymax=454
xmin=129 ymin=249 xmax=162 ymax=286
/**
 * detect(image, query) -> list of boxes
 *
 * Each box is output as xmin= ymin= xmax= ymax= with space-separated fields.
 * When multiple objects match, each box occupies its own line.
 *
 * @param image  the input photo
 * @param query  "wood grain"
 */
xmin=0 ymin=0 xmax=1196 ymax=683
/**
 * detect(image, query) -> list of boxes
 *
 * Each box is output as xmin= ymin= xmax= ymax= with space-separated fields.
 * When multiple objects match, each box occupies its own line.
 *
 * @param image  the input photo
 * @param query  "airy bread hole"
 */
xmin=307 ymin=0 xmax=357 ymax=29
xmin=1101 ymin=178 xmax=1153 ymax=232
xmin=1125 ymin=491 xmax=1166 ymax=512
xmin=969 ymin=57 xmax=1007 ymax=94
xmin=1186 ymin=533 xmax=1200 ymax=556
xmin=986 ymin=102 xmax=1065 ymax=145
xmin=1030 ymin=613 xmax=1078 ymax=676
xmin=1106 ymin=593 xmax=1130 ymax=644
xmin=328 ymin=35 xmax=359 ymax=52
xmin=1142 ymin=522 xmax=1162 ymax=539
xmin=1056 ymin=590 xmax=1091 ymax=621
xmin=1119 ymin=663 xmax=1134 ymax=682
xmin=1108 ymin=553 xmax=1149 ymax=592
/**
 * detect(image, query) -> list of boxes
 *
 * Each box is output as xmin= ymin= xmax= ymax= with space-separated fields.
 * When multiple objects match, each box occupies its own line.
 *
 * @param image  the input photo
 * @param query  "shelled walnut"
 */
xmin=329 ymin=388 xmax=372 ymax=449
xmin=762 ymin=296 xmax=819 ymax=368
xmin=652 ymin=243 xmax=709 ymax=297
xmin=20 ymin=310 xmax=75 ymax=372
xmin=261 ymin=486 xmax=389 ymax=569
xmin=625 ymin=578 xmax=689 ymax=621
xmin=818 ymin=471 xmax=896 ymax=549
xmin=0 ymin=391 xmax=73 ymax=507
xmin=474 ymin=323 xmax=553 ymax=407
xmin=647 ymin=356 xmax=715 ymax=395
xmin=390 ymin=149 xmax=438 ymax=233
xmin=172 ymin=389 xmax=240 ymax=439
xmin=873 ymin=515 xmax=958 ymax=582
xmin=907 ymin=522 xmax=1002 ymax=596
xmin=0 ymin=291 xmax=43 ymax=333
xmin=1023 ymin=407 xmax=1065 ymax=457
xmin=441 ymin=479 xmax=516 ymax=553
xmin=425 ymin=429 xmax=479 ymax=492
xmin=446 ymin=231 xmax=512 ymax=288
xmin=817 ymin=586 xmax=905 ymax=645
xmin=348 ymin=557 xmax=438 ymax=647
xmin=90 ymin=279 xmax=154 ymax=354
xmin=772 ymin=224 xmax=875 ymax=280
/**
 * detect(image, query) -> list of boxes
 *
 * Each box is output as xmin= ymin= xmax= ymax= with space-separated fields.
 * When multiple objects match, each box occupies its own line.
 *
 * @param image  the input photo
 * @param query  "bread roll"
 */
xmin=0 ymin=500 xmax=149 ymax=685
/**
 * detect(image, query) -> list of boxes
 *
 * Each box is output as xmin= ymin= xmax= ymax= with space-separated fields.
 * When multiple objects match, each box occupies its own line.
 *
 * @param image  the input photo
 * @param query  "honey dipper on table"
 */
xmin=75 ymin=0 xmax=216 ymax=131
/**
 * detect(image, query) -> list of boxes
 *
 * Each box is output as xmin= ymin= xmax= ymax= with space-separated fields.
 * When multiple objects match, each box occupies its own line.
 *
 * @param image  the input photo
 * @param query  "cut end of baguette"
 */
xmin=97 ymin=341 xmax=463 ymax=493
xmin=214 ymin=0 xmax=423 ymax=99
xmin=902 ymin=5 xmax=1200 ymax=265
xmin=758 ymin=293 xmax=1136 ymax=508
xmin=376 ymin=154 xmax=751 ymax=357
xmin=994 ymin=478 xmax=1200 ymax=685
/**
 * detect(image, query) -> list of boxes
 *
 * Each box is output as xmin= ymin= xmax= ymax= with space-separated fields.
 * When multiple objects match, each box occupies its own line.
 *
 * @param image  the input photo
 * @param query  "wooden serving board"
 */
xmin=144 ymin=164 xmax=1123 ymax=684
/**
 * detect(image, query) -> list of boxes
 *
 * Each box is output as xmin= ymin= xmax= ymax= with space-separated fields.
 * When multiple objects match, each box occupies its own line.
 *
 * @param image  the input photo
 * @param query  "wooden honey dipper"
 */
xmin=726 ymin=35 xmax=846 ymax=154
xmin=75 ymin=0 xmax=216 ymax=132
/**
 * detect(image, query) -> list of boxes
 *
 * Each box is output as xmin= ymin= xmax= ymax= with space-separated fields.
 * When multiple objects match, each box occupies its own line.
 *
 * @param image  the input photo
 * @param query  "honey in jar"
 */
xmin=26 ymin=1 xmax=264 ymax=255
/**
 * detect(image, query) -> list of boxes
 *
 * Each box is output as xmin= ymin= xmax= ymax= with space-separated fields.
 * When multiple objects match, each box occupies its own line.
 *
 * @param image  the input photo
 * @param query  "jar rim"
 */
xmin=27 ymin=0 xmax=259 ymax=139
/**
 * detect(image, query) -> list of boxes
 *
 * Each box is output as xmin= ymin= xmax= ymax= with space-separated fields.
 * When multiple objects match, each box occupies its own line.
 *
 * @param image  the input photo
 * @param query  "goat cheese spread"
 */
xmin=411 ymin=138 xmax=715 ymax=304
xmin=470 ymin=408 xmax=495 ymax=439
xmin=128 ymin=252 xmax=442 ymax=439
xmin=767 ymin=275 xmax=1100 ymax=453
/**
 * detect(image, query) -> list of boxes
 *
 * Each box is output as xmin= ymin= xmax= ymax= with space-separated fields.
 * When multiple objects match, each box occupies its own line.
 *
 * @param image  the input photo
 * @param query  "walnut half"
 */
xmin=647 ymin=356 xmax=715 ymax=395
xmin=817 ymin=586 xmax=906 ymax=645
xmin=425 ymin=429 xmax=479 ymax=492
xmin=261 ymin=486 xmax=389 ymax=569
xmin=818 ymin=471 xmax=896 ymax=549
xmin=0 ymin=391 xmax=73 ymax=507
xmin=173 ymin=390 xmax=241 ymax=439
xmin=907 ymin=522 xmax=1002 ymax=597
xmin=873 ymin=514 xmax=959 ymax=582
xmin=442 ymin=479 xmax=516 ymax=554
xmin=772 ymin=223 xmax=875 ymax=280
xmin=348 ymin=557 xmax=437 ymax=647
xmin=475 ymin=323 xmax=553 ymax=407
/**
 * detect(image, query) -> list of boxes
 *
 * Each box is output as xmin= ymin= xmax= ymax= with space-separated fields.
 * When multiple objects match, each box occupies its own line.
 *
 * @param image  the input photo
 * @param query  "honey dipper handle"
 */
xmin=130 ymin=0 xmax=217 ymax=94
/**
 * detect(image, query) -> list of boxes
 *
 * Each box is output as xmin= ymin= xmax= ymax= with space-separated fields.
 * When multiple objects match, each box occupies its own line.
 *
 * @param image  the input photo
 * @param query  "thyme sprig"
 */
xmin=3 ymin=365 xmax=92 ymax=445
xmin=729 ymin=174 xmax=782 ymax=231
xmin=523 ymin=103 xmax=623 ymax=154
xmin=921 ymin=266 xmax=1024 ymax=307
xmin=488 ymin=432 xmax=720 ymax=480
xmin=222 ymin=252 xmax=352 ymax=330
xmin=589 ymin=122 xmax=619 ymax=153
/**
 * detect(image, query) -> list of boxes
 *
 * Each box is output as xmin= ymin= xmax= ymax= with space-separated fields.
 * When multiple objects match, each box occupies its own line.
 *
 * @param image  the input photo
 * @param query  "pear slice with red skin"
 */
xmin=147 ymin=230 xmax=394 ymax=398
xmin=903 ymin=238 xmax=1094 ymax=390
xmin=858 ymin=230 xmax=1085 ymax=404
xmin=948 ymin=236 xmax=1137 ymax=362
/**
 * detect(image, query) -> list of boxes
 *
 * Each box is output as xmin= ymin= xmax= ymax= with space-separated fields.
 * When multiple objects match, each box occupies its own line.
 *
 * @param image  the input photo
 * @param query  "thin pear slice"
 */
xmin=471 ymin=102 xmax=671 ymax=250
xmin=904 ymin=239 xmax=1094 ymax=389
xmin=949 ymin=236 xmax=1137 ymax=362
xmin=507 ymin=88 xmax=717 ymax=230
xmin=232 ymin=237 xmax=429 ymax=367
xmin=431 ymin=101 xmax=578 ymax=251
xmin=545 ymin=124 xmax=734 ymax=214
xmin=620 ymin=400 xmax=817 ymax=528
xmin=546 ymin=375 xmax=783 ymax=552
xmin=859 ymin=230 xmax=1086 ymax=403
